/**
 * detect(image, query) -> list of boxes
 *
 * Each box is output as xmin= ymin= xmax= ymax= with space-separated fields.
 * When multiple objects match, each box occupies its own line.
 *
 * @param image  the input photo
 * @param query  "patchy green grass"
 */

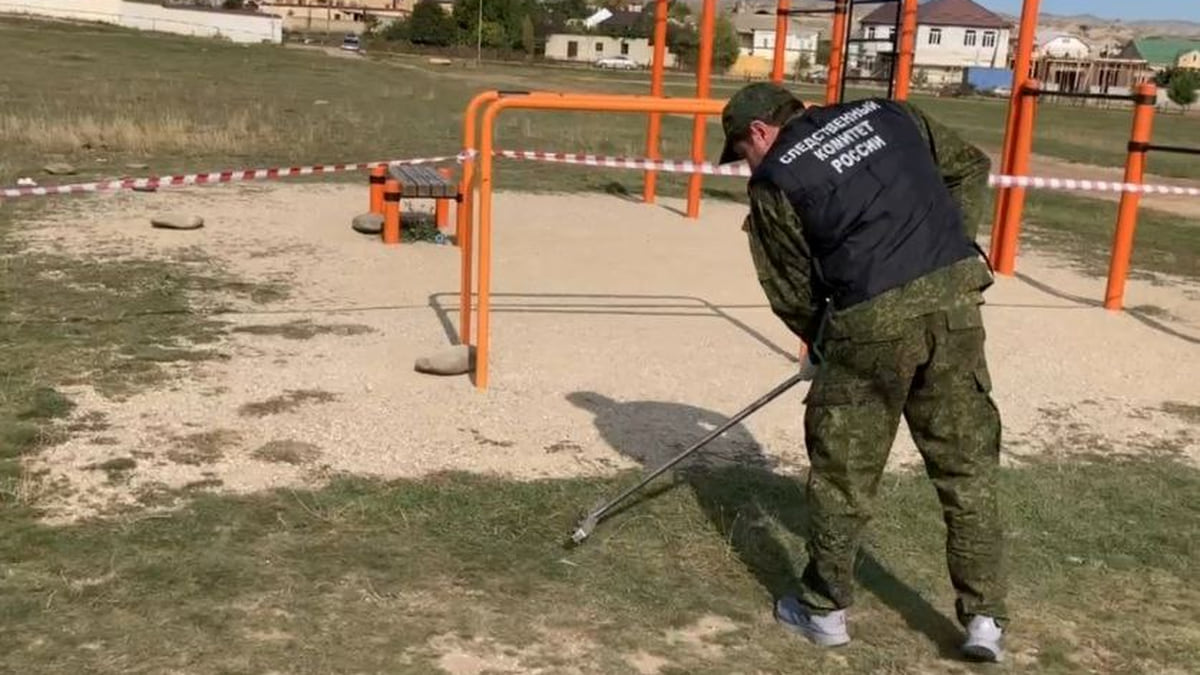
xmin=0 ymin=460 xmax=1196 ymax=673
xmin=1018 ymin=193 xmax=1200 ymax=280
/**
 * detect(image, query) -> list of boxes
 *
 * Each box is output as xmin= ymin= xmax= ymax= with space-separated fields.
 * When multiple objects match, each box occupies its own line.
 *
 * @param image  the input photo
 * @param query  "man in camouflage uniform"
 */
xmin=717 ymin=83 xmax=1007 ymax=661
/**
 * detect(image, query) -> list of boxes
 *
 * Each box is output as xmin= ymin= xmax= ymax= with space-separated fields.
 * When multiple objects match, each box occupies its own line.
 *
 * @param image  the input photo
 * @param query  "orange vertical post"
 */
xmin=643 ymin=0 xmax=669 ymax=205
xmin=995 ymin=82 xmax=1039 ymax=276
xmin=686 ymin=0 xmax=716 ymax=220
xmin=825 ymin=0 xmax=849 ymax=104
xmin=382 ymin=179 xmax=402 ymax=245
xmin=369 ymin=164 xmax=386 ymax=214
xmin=990 ymin=0 xmax=1041 ymax=266
xmin=893 ymin=0 xmax=918 ymax=100
xmin=436 ymin=167 xmax=452 ymax=230
xmin=457 ymin=90 xmax=500 ymax=347
xmin=771 ymin=0 xmax=790 ymax=83
xmin=1104 ymin=83 xmax=1157 ymax=311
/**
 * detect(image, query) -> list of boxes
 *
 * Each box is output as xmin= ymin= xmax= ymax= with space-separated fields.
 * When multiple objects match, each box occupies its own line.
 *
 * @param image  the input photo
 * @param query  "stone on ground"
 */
xmin=43 ymin=163 xmax=77 ymax=175
xmin=414 ymin=345 xmax=474 ymax=376
xmin=151 ymin=214 xmax=205 ymax=230
xmin=352 ymin=212 xmax=384 ymax=235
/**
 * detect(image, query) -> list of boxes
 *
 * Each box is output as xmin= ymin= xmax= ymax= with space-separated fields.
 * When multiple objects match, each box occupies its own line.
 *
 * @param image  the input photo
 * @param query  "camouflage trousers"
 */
xmin=797 ymin=302 xmax=1007 ymax=626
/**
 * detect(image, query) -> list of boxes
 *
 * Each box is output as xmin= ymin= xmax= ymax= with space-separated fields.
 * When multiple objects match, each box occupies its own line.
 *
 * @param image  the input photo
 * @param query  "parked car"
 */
xmin=594 ymin=55 xmax=638 ymax=70
xmin=341 ymin=34 xmax=361 ymax=52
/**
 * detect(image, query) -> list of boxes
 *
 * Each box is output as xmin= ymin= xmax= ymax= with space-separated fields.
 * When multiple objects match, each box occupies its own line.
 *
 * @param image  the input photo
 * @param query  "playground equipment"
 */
xmin=436 ymin=0 xmax=1197 ymax=389
xmin=469 ymin=93 xmax=728 ymax=389
xmin=770 ymin=0 xmax=919 ymax=103
xmin=988 ymin=0 xmax=1200 ymax=310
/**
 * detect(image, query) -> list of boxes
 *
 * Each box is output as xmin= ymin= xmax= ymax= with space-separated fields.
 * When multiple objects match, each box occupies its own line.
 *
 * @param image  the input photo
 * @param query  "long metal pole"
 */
xmin=643 ymin=0 xmax=669 ymax=204
xmin=570 ymin=369 xmax=810 ymax=543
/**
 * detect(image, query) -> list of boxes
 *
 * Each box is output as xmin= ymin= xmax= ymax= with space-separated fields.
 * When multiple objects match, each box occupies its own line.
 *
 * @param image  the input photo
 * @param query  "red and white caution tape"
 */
xmin=490 ymin=148 xmax=1200 ymax=197
xmin=494 ymin=149 xmax=751 ymax=177
xmin=987 ymin=174 xmax=1200 ymax=197
xmin=0 ymin=155 xmax=462 ymax=199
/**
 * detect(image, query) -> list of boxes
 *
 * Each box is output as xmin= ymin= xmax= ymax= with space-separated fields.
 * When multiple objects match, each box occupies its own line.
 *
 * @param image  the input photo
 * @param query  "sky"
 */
xmin=981 ymin=0 xmax=1200 ymax=23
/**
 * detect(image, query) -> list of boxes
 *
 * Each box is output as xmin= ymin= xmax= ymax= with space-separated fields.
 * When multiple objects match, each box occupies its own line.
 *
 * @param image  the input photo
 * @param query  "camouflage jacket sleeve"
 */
xmin=744 ymin=180 xmax=822 ymax=343
xmin=897 ymin=101 xmax=992 ymax=240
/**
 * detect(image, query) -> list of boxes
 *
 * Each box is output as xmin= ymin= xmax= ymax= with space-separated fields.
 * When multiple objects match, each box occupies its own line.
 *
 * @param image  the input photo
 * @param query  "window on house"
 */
xmin=867 ymin=26 xmax=876 ymax=39
xmin=621 ymin=42 xmax=629 ymax=55
xmin=982 ymin=31 xmax=997 ymax=48
xmin=964 ymin=29 xmax=977 ymax=46
xmin=595 ymin=42 xmax=604 ymax=53
xmin=928 ymin=28 xmax=941 ymax=45
xmin=567 ymin=41 xmax=578 ymax=58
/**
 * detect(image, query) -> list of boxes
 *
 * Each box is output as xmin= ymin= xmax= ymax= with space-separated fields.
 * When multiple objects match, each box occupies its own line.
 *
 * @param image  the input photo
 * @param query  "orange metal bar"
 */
xmin=893 ymin=0 xmax=918 ymax=100
xmin=369 ymin=164 xmax=386 ymax=215
xmin=1105 ymin=82 xmax=1157 ymax=311
xmin=475 ymin=94 xmax=729 ymax=390
xmin=990 ymin=0 xmax=1041 ymax=266
xmin=771 ymin=0 xmax=790 ymax=83
xmin=382 ymin=178 xmax=401 ymax=245
xmin=456 ymin=90 xmax=499 ymax=347
xmin=436 ymin=167 xmax=452 ymax=230
xmin=642 ymin=0 xmax=669 ymax=204
xmin=995 ymin=82 xmax=1039 ymax=275
xmin=825 ymin=0 xmax=849 ymax=104
xmin=686 ymin=0 xmax=717 ymax=220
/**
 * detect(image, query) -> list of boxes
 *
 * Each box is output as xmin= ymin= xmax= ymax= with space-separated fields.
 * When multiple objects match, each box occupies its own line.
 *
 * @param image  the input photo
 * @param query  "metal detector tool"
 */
xmin=569 ymin=370 xmax=810 ymax=545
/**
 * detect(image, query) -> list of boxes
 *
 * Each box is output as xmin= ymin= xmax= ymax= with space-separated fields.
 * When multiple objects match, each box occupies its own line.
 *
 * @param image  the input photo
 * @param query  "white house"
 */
xmin=1036 ymin=31 xmax=1091 ymax=59
xmin=544 ymin=34 xmax=676 ymax=68
xmin=729 ymin=11 xmax=820 ymax=77
xmin=853 ymin=0 xmax=1011 ymax=86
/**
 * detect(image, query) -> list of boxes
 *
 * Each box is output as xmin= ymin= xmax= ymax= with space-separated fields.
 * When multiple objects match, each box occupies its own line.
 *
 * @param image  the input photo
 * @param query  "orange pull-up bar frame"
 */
xmin=471 ymin=94 xmax=729 ymax=389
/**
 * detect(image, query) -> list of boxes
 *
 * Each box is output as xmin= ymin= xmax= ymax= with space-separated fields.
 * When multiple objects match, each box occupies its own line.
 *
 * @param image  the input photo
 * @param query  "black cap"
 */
xmin=718 ymin=82 xmax=804 ymax=164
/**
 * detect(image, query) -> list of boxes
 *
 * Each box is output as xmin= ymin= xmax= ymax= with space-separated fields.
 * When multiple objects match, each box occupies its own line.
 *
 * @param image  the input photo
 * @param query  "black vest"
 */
xmin=752 ymin=98 xmax=977 ymax=309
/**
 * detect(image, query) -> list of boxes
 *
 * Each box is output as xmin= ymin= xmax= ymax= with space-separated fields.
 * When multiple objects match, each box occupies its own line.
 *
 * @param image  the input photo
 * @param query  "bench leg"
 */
xmin=369 ymin=164 xmax=386 ymax=215
xmin=383 ymin=179 xmax=402 ymax=245
xmin=435 ymin=168 xmax=453 ymax=231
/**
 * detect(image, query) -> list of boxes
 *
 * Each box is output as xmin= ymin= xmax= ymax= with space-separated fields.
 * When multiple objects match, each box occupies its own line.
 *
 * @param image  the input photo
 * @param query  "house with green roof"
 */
xmin=1118 ymin=37 xmax=1200 ymax=70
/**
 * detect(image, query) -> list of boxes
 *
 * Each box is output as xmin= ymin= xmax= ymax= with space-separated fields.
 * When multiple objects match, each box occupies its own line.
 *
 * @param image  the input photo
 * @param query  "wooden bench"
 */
xmin=388 ymin=164 xmax=458 ymax=200
xmin=379 ymin=164 xmax=460 ymax=244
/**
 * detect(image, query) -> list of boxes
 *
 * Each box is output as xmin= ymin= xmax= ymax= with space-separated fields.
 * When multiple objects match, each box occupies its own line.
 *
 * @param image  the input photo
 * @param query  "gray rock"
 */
xmin=125 ymin=162 xmax=149 ymax=170
xmin=352 ymin=212 xmax=384 ymax=235
xmin=151 ymin=214 xmax=204 ymax=230
xmin=131 ymin=185 xmax=158 ymax=193
xmin=43 ymin=163 xmax=77 ymax=175
xmin=414 ymin=345 xmax=475 ymax=376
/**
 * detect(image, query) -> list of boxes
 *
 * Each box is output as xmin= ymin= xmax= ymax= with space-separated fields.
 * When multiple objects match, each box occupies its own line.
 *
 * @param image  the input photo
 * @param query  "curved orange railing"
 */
xmin=472 ymin=93 xmax=729 ymax=389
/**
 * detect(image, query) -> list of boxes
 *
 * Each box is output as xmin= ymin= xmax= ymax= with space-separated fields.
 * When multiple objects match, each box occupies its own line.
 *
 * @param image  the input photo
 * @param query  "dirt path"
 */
xmin=14 ymin=184 xmax=1200 ymax=523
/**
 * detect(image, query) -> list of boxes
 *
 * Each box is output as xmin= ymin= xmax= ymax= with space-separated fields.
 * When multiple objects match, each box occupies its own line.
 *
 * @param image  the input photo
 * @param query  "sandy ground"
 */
xmin=13 ymin=183 xmax=1200 ymax=523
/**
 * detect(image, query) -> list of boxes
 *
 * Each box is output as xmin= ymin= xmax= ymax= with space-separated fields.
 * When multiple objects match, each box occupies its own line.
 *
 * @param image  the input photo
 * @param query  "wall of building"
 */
xmin=544 ymin=34 xmax=676 ymax=68
xmin=0 ymin=0 xmax=282 ymax=43
xmin=858 ymin=23 xmax=1009 ymax=70
xmin=121 ymin=2 xmax=281 ymax=42
xmin=1178 ymin=50 xmax=1200 ymax=70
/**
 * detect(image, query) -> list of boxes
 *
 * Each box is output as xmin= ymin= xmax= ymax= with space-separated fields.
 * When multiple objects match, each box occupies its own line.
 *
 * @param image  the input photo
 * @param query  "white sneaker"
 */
xmin=962 ymin=615 xmax=1005 ymax=662
xmin=774 ymin=595 xmax=850 ymax=647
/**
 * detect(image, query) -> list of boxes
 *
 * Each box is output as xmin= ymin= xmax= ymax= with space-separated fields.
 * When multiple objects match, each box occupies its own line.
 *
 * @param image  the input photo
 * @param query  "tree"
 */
xmin=791 ymin=53 xmax=811 ymax=81
xmin=222 ymin=0 xmax=244 ymax=9
xmin=409 ymin=0 xmax=458 ymax=46
xmin=712 ymin=14 xmax=740 ymax=72
xmin=1167 ymin=69 xmax=1199 ymax=110
xmin=816 ymin=39 xmax=831 ymax=66
xmin=521 ymin=14 xmax=536 ymax=56
xmin=669 ymin=0 xmax=690 ymax=21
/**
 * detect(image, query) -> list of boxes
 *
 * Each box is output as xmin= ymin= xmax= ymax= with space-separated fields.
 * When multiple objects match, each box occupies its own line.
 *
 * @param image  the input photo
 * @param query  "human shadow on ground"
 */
xmin=566 ymin=390 xmax=963 ymax=658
